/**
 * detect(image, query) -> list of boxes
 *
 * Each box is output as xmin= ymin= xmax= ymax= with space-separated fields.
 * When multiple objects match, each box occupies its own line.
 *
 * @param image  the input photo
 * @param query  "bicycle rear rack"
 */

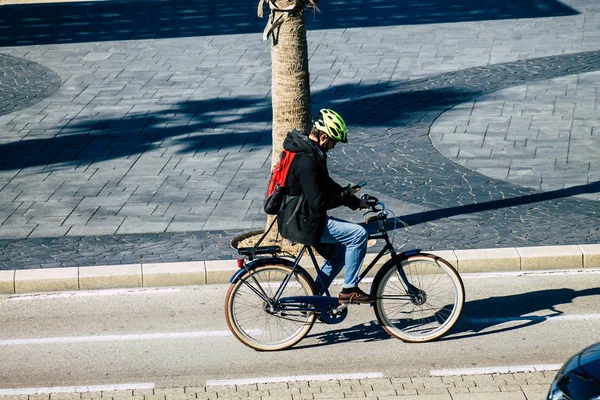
xmin=237 ymin=246 xmax=281 ymax=257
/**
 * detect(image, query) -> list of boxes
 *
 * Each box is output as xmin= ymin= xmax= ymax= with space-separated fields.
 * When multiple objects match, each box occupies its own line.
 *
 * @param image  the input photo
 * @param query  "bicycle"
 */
xmin=225 ymin=194 xmax=465 ymax=351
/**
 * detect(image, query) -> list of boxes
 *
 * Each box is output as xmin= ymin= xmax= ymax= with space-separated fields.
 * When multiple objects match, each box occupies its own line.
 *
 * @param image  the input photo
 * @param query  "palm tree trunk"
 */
xmin=270 ymin=3 xmax=312 ymax=167
xmin=264 ymin=2 xmax=312 ymax=246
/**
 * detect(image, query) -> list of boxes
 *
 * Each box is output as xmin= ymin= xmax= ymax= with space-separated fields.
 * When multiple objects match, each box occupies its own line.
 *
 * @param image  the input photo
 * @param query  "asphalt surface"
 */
xmin=0 ymin=0 xmax=599 ymax=271
xmin=2 ymin=270 xmax=600 ymax=398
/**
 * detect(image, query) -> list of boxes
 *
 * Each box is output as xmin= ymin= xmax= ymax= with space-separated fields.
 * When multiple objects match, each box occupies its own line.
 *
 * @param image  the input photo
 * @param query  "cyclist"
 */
xmin=277 ymin=109 xmax=376 ymax=304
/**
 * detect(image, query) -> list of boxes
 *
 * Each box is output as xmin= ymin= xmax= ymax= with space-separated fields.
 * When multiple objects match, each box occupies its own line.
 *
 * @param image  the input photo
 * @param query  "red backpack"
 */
xmin=264 ymin=150 xmax=297 ymax=215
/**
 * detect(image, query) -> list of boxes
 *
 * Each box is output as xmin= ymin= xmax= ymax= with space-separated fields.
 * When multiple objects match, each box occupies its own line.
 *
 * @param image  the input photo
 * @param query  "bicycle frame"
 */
xmin=232 ymin=225 xmax=424 ymax=319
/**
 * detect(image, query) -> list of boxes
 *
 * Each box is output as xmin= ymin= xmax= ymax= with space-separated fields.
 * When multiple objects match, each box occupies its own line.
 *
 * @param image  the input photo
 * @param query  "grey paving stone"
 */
xmin=116 ymin=216 xmax=173 ymax=234
xmin=0 ymin=225 xmax=34 ymax=239
xmin=65 ymin=225 xmax=118 ymax=237
xmin=0 ymin=0 xmax=598 ymax=269
xmin=28 ymin=225 xmax=72 ymax=238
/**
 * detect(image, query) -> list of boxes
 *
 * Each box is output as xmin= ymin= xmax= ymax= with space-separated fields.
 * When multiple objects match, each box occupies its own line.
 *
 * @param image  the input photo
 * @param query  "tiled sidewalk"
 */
xmin=0 ymin=372 xmax=554 ymax=399
xmin=0 ymin=0 xmax=598 ymax=270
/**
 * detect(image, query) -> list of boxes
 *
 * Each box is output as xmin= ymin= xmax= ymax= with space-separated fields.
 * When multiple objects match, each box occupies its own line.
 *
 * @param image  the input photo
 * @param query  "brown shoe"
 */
xmin=338 ymin=287 xmax=376 ymax=304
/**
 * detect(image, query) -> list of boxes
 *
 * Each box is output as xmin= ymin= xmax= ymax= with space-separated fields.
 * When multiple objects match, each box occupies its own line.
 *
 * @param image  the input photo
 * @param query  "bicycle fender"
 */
xmin=229 ymin=257 xmax=314 ymax=285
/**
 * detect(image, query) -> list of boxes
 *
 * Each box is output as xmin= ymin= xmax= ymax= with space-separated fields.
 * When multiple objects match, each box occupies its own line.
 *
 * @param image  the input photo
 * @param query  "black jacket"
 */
xmin=277 ymin=130 xmax=361 ymax=246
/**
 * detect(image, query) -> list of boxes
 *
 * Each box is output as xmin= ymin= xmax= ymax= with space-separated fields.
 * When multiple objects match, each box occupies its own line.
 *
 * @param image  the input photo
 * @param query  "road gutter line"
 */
xmin=430 ymin=364 xmax=562 ymax=377
xmin=206 ymin=372 xmax=385 ymax=386
xmin=462 ymin=268 xmax=600 ymax=279
xmin=7 ymin=288 xmax=181 ymax=301
xmin=469 ymin=313 xmax=600 ymax=324
xmin=0 ymin=383 xmax=155 ymax=395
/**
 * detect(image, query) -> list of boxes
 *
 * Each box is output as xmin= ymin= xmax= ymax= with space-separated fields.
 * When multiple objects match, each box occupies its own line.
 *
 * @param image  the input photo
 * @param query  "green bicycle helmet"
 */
xmin=312 ymin=108 xmax=348 ymax=143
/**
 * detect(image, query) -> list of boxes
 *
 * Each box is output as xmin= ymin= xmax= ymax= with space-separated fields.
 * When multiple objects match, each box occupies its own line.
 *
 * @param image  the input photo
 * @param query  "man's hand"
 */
xmin=359 ymin=197 xmax=370 ymax=209
xmin=351 ymin=186 xmax=361 ymax=195
xmin=358 ymin=194 xmax=378 ymax=209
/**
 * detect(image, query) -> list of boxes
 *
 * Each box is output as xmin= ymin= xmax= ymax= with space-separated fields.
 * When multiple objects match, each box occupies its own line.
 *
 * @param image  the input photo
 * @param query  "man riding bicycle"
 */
xmin=277 ymin=109 xmax=376 ymax=304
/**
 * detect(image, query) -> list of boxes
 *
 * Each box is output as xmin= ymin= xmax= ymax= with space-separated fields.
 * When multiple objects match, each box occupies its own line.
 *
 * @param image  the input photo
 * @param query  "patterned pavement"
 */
xmin=0 ymin=371 xmax=555 ymax=399
xmin=0 ymin=0 xmax=598 ymax=269
xmin=0 ymin=54 xmax=61 ymax=116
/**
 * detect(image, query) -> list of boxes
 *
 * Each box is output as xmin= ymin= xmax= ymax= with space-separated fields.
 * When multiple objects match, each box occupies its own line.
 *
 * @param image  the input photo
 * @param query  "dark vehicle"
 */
xmin=548 ymin=341 xmax=600 ymax=400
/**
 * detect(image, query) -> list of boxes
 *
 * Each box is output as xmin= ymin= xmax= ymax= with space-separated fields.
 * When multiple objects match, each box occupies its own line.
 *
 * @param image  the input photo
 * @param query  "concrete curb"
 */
xmin=1 ymin=244 xmax=599 ymax=294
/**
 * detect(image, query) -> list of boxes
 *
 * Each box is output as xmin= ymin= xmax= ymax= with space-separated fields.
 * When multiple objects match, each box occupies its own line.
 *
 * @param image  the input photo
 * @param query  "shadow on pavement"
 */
xmin=297 ymin=286 xmax=600 ymax=348
xmin=2 ymin=50 xmax=598 ymax=221
xmin=0 ymin=0 xmax=578 ymax=46
xmin=0 ymin=86 xmax=470 ymax=171
xmin=3 ymin=51 xmax=600 ymax=175
xmin=396 ymin=181 xmax=600 ymax=227
xmin=0 ymin=96 xmax=273 ymax=171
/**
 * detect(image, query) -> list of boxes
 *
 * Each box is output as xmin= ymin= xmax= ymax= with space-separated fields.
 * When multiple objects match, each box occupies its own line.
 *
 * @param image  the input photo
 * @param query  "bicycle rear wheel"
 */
xmin=373 ymin=253 xmax=464 ymax=342
xmin=225 ymin=263 xmax=316 ymax=351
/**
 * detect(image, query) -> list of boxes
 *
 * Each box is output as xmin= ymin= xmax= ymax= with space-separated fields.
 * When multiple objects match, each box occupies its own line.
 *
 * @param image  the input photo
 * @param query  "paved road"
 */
xmin=1 ymin=269 xmax=599 ymax=398
xmin=0 ymin=0 xmax=599 ymax=270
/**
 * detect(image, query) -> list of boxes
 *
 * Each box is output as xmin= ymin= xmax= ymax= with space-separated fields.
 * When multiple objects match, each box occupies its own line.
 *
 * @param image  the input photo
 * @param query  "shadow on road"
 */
xmin=449 ymin=286 xmax=600 ymax=340
xmin=297 ymin=286 xmax=600 ymax=348
xmin=0 ymin=0 xmax=578 ymax=47
xmin=298 ymin=320 xmax=391 ymax=348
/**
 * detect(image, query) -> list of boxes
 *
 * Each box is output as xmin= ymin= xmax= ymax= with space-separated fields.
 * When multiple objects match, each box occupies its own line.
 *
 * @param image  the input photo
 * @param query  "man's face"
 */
xmin=318 ymin=133 xmax=337 ymax=153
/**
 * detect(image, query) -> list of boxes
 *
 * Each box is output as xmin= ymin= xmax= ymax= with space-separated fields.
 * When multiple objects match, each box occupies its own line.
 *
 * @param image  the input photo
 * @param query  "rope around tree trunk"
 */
xmin=258 ymin=0 xmax=318 ymax=44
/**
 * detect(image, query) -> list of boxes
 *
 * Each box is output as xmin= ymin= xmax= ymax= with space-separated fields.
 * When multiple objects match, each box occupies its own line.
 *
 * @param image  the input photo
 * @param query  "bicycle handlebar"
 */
xmin=360 ymin=193 xmax=389 ymax=227
xmin=360 ymin=193 xmax=385 ymax=213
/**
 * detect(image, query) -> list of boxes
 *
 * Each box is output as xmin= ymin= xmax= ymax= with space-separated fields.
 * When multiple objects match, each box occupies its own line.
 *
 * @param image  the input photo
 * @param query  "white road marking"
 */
xmin=206 ymin=372 xmax=385 ymax=387
xmin=0 ymin=330 xmax=235 ymax=346
xmin=462 ymin=268 xmax=600 ymax=279
xmin=0 ymin=383 xmax=155 ymax=395
xmin=8 ymin=288 xmax=180 ymax=301
xmin=469 ymin=313 xmax=600 ymax=324
xmin=430 ymin=364 xmax=562 ymax=377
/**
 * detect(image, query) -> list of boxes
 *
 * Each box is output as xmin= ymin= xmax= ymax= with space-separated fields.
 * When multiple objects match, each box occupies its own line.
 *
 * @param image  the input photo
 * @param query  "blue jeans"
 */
xmin=315 ymin=217 xmax=369 ymax=292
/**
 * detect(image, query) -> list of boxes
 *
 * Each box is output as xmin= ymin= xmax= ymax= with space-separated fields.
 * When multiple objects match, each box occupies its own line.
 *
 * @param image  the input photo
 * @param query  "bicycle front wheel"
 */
xmin=225 ymin=263 xmax=316 ymax=351
xmin=373 ymin=253 xmax=464 ymax=342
